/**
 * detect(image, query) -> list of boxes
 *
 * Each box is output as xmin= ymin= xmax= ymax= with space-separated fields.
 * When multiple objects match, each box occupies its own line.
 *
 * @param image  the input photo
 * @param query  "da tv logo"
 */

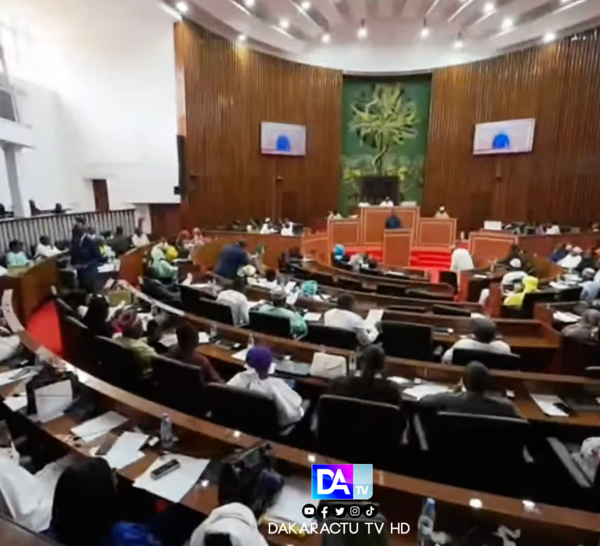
xmin=311 ymin=464 xmax=373 ymax=500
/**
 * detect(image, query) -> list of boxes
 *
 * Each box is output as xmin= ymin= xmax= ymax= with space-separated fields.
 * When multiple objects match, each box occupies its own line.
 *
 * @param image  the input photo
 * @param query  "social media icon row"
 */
xmin=302 ymin=503 xmax=378 ymax=519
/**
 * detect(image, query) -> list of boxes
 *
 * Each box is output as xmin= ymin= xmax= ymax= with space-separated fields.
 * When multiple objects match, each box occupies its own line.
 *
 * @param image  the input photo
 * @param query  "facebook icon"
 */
xmin=311 ymin=464 xmax=373 ymax=500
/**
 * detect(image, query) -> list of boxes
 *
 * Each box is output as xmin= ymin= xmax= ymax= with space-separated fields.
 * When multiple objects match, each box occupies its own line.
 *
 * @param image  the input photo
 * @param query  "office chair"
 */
xmin=439 ymin=271 xmax=458 ymax=294
xmin=406 ymin=288 xmax=453 ymax=302
xmin=336 ymin=278 xmax=364 ymax=291
xmin=556 ymin=286 xmax=583 ymax=302
xmin=180 ymin=284 xmax=202 ymax=314
xmin=380 ymin=321 xmax=433 ymax=361
xmin=304 ymin=323 xmax=358 ymax=350
xmin=151 ymin=355 xmax=206 ymax=417
xmin=520 ymin=290 xmax=558 ymax=319
xmin=422 ymin=411 xmax=531 ymax=496
xmin=452 ymin=348 xmax=521 ymax=371
xmin=95 ymin=336 xmax=147 ymax=393
xmin=197 ymin=298 xmax=234 ymax=325
xmin=310 ymin=271 xmax=334 ymax=287
xmin=388 ymin=305 xmax=428 ymax=314
xmin=204 ymin=383 xmax=281 ymax=440
xmin=317 ymin=395 xmax=405 ymax=470
xmin=376 ymin=284 xmax=406 ymax=297
xmin=249 ymin=311 xmax=292 ymax=338
xmin=55 ymin=298 xmax=76 ymax=318
xmin=432 ymin=304 xmax=471 ymax=317
xmin=60 ymin=316 xmax=94 ymax=370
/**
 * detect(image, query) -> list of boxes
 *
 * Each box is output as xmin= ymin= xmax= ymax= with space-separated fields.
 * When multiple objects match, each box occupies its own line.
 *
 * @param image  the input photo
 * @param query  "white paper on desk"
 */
xmin=554 ymin=311 xmax=580 ymax=324
xmin=388 ymin=376 xmax=410 ymax=386
xmin=35 ymin=380 xmax=73 ymax=423
xmin=91 ymin=431 xmax=149 ymax=470
xmin=266 ymin=477 xmax=314 ymax=525
xmin=232 ymin=348 xmax=249 ymax=362
xmin=190 ymin=283 xmax=213 ymax=290
xmin=470 ymin=312 xmax=486 ymax=319
xmin=0 ymin=368 xmax=36 ymax=387
xmin=403 ymin=384 xmax=451 ymax=401
xmin=182 ymin=274 xmax=192 ymax=286
xmin=3 ymin=394 xmax=27 ymax=412
xmin=304 ymin=312 xmax=322 ymax=322
xmin=71 ymin=411 xmax=129 ymax=443
xmin=198 ymin=332 xmax=210 ymax=344
xmin=246 ymin=277 xmax=258 ymax=286
xmin=365 ymin=309 xmax=384 ymax=328
xmin=160 ymin=333 xmax=178 ymax=347
xmin=286 ymin=291 xmax=299 ymax=306
xmin=531 ymin=394 xmax=568 ymax=417
xmin=284 ymin=281 xmax=297 ymax=294
xmin=133 ymin=454 xmax=210 ymax=503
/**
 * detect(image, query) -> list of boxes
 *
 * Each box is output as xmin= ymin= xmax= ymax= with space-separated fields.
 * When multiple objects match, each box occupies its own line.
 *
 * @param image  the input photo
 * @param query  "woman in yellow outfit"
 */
xmin=503 ymin=275 xmax=539 ymax=308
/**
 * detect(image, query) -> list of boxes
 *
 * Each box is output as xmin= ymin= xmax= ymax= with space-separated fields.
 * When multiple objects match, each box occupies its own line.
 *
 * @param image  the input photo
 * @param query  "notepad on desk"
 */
xmin=34 ymin=380 xmax=73 ymax=424
xmin=365 ymin=309 xmax=384 ymax=328
xmin=530 ymin=394 xmax=569 ymax=417
xmin=266 ymin=477 xmax=314 ymax=526
xmin=403 ymin=384 xmax=452 ymax=401
xmin=553 ymin=311 xmax=580 ymax=324
xmin=91 ymin=431 xmax=148 ymax=470
xmin=388 ymin=376 xmax=411 ymax=387
xmin=303 ymin=312 xmax=322 ymax=322
xmin=71 ymin=411 xmax=129 ymax=443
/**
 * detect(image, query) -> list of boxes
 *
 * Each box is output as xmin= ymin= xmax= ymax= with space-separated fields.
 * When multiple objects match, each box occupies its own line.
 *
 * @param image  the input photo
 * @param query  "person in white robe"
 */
xmin=216 ymin=277 xmax=250 ymax=326
xmin=323 ymin=293 xmax=379 ymax=346
xmin=559 ymin=247 xmax=582 ymax=270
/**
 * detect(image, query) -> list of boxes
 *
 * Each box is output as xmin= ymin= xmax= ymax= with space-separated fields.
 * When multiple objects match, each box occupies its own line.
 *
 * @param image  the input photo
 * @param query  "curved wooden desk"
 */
xmin=3 ymin=269 xmax=600 ymax=543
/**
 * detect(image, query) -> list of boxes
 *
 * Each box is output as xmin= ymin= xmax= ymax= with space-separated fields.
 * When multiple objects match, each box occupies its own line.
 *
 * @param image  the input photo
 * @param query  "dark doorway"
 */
xmin=92 ymin=179 xmax=109 ymax=212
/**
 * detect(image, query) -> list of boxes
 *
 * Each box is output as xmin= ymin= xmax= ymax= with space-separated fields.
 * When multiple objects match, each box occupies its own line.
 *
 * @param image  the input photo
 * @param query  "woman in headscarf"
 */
xmin=176 ymin=230 xmax=192 ymax=251
xmin=333 ymin=244 xmax=345 ymax=262
xmin=563 ymin=309 xmax=600 ymax=344
xmin=49 ymin=458 xmax=163 ymax=546
xmin=149 ymin=239 xmax=177 ymax=281
xmin=82 ymin=295 xmax=115 ymax=338
xmin=227 ymin=346 xmax=305 ymax=427
xmin=503 ymin=275 xmax=539 ymax=309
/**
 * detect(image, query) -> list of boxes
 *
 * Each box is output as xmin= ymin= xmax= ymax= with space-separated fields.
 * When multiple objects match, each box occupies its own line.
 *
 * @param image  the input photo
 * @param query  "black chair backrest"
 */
xmin=249 ymin=311 xmax=291 ymax=338
xmin=61 ymin=315 xmax=91 ymax=368
xmin=521 ymin=290 xmax=557 ymax=318
xmin=388 ymin=305 xmax=428 ymax=314
xmin=432 ymin=304 xmax=471 ymax=317
xmin=317 ymin=394 xmax=404 ymax=468
xmin=151 ymin=355 xmax=206 ymax=416
xmin=406 ymin=289 xmax=453 ymax=302
xmin=304 ymin=323 xmax=358 ymax=350
xmin=452 ymin=348 xmax=521 ymax=370
xmin=180 ymin=285 xmax=201 ymax=314
xmin=380 ymin=321 xmax=433 ymax=361
xmin=204 ymin=383 xmax=280 ymax=438
xmin=95 ymin=336 xmax=144 ymax=389
xmin=557 ymin=286 xmax=583 ymax=302
xmin=197 ymin=298 xmax=234 ymax=325
xmin=439 ymin=271 xmax=458 ymax=293
xmin=376 ymin=284 xmax=406 ymax=297
xmin=55 ymin=298 xmax=76 ymax=318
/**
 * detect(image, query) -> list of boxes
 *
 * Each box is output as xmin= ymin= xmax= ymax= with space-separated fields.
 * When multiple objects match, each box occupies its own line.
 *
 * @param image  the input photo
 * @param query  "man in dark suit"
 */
xmin=419 ymin=361 xmax=518 ymax=418
xmin=327 ymin=344 xmax=400 ymax=406
xmin=384 ymin=211 xmax=402 ymax=230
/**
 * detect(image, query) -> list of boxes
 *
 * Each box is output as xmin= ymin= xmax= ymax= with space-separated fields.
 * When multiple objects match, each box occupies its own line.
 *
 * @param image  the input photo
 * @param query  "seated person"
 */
xmin=576 ymin=248 xmax=597 ymax=273
xmin=328 ymin=210 xmax=343 ymax=220
xmin=98 ymin=237 xmax=115 ymax=260
xmin=82 ymin=296 xmax=115 ymax=338
xmin=192 ymin=227 xmax=206 ymax=248
xmin=332 ymin=244 xmax=345 ymax=262
xmin=419 ymin=361 xmax=518 ymax=418
xmin=109 ymin=226 xmax=131 ymax=256
xmin=216 ymin=277 xmax=249 ymax=326
xmin=35 ymin=235 xmax=61 ymax=259
xmin=500 ymin=258 xmax=527 ymax=294
xmin=280 ymin=221 xmax=294 ymax=237
xmin=580 ymin=268 xmax=600 ymax=302
xmin=546 ymin=221 xmax=561 ymax=235
xmin=384 ymin=211 xmax=402 ymax=230
xmin=442 ymin=317 xmax=511 ymax=364
xmin=149 ymin=240 xmax=177 ymax=281
xmin=228 ymin=346 xmax=305 ymax=427
xmin=115 ymin=311 xmax=155 ymax=373
xmin=348 ymin=252 xmax=366 ymax=271
xmin=379 ymin=196 xmax=394 ymax=207
xmin=141 ymin=275 xmax=182 ymax=308
xmin=450 ymin=246 xmax=474 ymax=274
xmin=563 ymin=309 xmax=600 ymax=344
xmin=166 ymin=323 xmax=223 ymax=383
xmin=215 ymin=240 xmax=249 ymax=280
xmin=176 ymin=230 xmax=192 ymax=252
xmin=498 ymin=244 xmax=523 ymax=266
xmin=145 ymin=319 xmax=169 ymax=354
xmin=262 ymin=269 xmax=279 ymax=290
xmin=559 ymin=246 xmax=582 ymax=270
xmin=255 ymin=290 xmax=308 ymax=338
xmin=503 ymin=275 xmax=538 ymax=309
xmin=324 ymin=293 xmax=378 ymax=346
xmin=328 ymin=344 xmax=400 ymax=406
xmin=260 ymin=218 xmax=275 ymax=234
xmin=131 ymin=227 xmax=150 ymax=248
xmin=434 ymin=205 xmax=449 ymax=219
xmin=6 ymin=240 xmax=30 ymax=268
xmin=549 ymin=243 xmax=568 ymax=263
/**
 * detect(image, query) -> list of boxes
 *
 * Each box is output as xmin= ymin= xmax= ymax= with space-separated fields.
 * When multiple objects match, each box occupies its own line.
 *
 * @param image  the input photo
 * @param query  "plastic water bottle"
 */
xmin=160 ymin=413 xmax=174 ymax=449
xmin=247 ymin=333 xmax=255 ymax=349
xmin=348 ymin=351 xmax=358 ymax=375
xmin=416 ymin=498 xmax=436 ymax=546
xmin=210 ymin=322 xmax=218 ymax=339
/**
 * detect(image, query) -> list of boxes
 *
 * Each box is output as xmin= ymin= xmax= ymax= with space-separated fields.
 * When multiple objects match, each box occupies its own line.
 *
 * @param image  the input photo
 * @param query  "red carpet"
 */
xmin=27 ymin=301 xmax=63 ymax=357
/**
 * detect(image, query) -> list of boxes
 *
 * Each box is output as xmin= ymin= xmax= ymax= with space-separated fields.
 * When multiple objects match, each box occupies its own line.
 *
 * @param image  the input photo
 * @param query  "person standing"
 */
xmin=215 ymin=241 xmax=249 ymax=280
xmin=384 ymin=211 xmax=402 ymax=230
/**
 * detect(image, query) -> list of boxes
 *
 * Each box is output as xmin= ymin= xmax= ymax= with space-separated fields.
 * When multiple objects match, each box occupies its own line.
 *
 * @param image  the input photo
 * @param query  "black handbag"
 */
xmin=218 ymin=442 xmax=283 ymax=517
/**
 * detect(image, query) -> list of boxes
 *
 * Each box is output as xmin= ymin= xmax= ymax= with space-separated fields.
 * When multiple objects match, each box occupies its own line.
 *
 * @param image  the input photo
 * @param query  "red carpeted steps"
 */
xmin=410 ymin=249 xmax=452 ymax=270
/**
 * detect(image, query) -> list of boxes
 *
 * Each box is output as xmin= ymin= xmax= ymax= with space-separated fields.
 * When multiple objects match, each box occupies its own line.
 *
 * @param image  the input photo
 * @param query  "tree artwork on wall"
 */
xmin=340 ymin=76 xmax=431 ymax=213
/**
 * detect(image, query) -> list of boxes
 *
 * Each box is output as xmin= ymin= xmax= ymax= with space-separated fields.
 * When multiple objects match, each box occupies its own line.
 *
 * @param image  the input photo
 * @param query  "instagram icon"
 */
xmin=312 ymin=464 xmax=373 ymax=500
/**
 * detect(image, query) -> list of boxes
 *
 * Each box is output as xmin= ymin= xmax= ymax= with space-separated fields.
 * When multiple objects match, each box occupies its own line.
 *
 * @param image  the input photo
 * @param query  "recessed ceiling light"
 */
xmin=244 ymin=0 xmax=255 ymax=7
xmin=421 ymin=27 xmax=430 ymax=38
xmin=321 ymin=33 xmax=330 ymax=43
xmin=237 ymin=34 xmax=247 ymax=42
xmin=358 ymin=19 xmax=367 ymax=39
xmin=454 ymin=36 xmax=464 ymax=49
xmin=543 ymin=32 xmax=556 ymax=43
xmin=501 ymin=18 xmax=513 ymax=30
xmin=279 ymin=18 xmax=290 ymax=29
xmin=175 ymin=1 xmax=188 ymax=13
xmin=301 ymin=1 xmax=311 ymax=9
xmin=483 ymin=2 xmax=495 ymax=14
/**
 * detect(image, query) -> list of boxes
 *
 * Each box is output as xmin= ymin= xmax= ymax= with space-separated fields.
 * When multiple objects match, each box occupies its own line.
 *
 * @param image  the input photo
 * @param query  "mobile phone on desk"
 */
xmin=555 ymin=402 xmax=574 ymax=416
xmin=150 ymin=459 xmax=181 ymax=480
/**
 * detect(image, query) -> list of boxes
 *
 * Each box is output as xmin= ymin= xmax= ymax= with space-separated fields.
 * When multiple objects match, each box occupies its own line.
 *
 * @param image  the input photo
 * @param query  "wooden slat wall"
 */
xmin=175 ymin=22 xmax=342 ymax=228
xmin=424 ymin=37 xmax=600 ymax=232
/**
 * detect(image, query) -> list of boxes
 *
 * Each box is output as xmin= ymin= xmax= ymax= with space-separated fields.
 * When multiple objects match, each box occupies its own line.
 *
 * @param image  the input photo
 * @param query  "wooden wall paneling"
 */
xmin=518 ymin=232 xmax=600 ymax=257
xmin=175 ymin=23 xmax=342 ymax=228
xmin=416 ymin=218 xmax=457 ymax=249
xmin=329 ymin=219 xmax=360 ymax=247
xmin=383 ymin=230 xmax=411 ymax=267
xmin=149 ymin=204 xmax=182 ymax=238
xmin=301 ymin=233 xmax=330 ymax=264
xmin=424 ymin=38 xmax=600 ymax=232
xmin=395 ymin=206 xmax=420 ymax=246
xmin=469 ymin=231 xmax=518 ymax=266
xmin=361 ymin=207 xmax=394 ymax=245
